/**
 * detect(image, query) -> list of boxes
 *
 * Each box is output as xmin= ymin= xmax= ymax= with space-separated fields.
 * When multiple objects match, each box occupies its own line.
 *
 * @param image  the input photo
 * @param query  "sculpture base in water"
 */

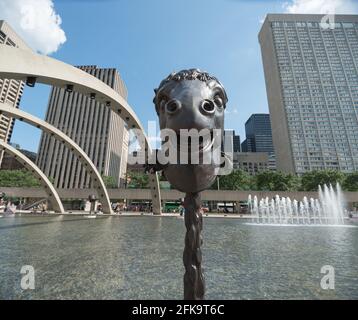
xmin=183 ymin=192 xmax=205 ymax=300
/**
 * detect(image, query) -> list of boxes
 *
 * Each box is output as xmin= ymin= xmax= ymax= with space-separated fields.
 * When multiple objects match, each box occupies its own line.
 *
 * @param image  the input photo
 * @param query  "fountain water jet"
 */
xmin=248 ymin=183 xmax=347 ymax=226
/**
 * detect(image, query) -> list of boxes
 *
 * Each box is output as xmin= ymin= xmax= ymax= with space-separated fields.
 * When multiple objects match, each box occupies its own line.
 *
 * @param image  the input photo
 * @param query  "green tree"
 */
xmin=254 ymin=171 xmax=300 ymax=191
xmin=342 ymin=172 xmax=358 ymax=191
xmin=300 ymin=170 xmax=345 ymax=191
xmin=215 ymin=169 xmax=253 ymax=191
xmin=126 ymin=171 xmax=149 ymax=189
xmin=102 ymin=175 xmax=117 ymax=188
xmin=0 ymin=169 xmax=41 ymax=187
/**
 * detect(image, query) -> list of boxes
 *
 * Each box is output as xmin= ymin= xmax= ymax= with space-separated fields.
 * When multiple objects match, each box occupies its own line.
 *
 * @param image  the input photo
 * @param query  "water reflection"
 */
xmin=0 ymin=216 xmax=357 ymax=299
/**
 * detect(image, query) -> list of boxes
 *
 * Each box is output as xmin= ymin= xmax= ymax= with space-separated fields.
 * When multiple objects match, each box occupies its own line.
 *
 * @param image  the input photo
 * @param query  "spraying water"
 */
xmin=248 ymin=183 xmax=346 ymax=225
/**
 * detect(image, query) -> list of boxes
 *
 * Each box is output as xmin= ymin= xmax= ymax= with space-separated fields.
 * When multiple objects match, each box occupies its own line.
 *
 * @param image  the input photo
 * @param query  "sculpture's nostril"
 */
xmin=166 ymin=99 xmax=181 ymax=114
xmin=201 ymin=100 xmax=215 ymax=115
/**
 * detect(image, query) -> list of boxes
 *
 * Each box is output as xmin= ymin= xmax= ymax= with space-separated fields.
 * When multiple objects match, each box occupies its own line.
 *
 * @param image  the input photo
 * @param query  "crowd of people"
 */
xmin=0 ymin=198 xmax=17 ymax=215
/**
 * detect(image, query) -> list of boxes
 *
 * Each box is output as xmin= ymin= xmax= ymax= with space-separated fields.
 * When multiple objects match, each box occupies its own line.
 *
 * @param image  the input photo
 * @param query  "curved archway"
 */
xmin=0 ymin=44 xmax=162 ymax=214
xmin=0 ymin=102 xmax=112 ymax=213
xmin=0 ymin=140 xmax=64 ymax=213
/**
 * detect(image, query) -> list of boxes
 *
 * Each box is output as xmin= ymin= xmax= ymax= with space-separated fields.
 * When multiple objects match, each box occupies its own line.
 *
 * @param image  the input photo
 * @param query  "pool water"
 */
xmin=0 ymin=215 xmax=357 ymax=299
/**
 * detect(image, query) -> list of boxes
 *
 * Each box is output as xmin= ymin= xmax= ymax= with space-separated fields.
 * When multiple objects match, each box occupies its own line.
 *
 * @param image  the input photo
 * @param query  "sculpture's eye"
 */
xmin=200 ymin=100 xmax=215 ymax=115
xmin=165 ymin=99 xmax=181 ymax=114
xmin=214 ymin=95 xmax=223 ymax=109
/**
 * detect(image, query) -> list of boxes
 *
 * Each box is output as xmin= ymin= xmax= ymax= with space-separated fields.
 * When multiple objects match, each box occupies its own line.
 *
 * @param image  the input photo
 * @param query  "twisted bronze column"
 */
xmin=183 ymin=192 xmax=205 ymax=300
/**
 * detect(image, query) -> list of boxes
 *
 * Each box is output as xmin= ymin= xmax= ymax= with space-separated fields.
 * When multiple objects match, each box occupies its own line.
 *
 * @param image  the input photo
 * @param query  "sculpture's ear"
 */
xmin=208 ymin=80 xmax=228 ymax=106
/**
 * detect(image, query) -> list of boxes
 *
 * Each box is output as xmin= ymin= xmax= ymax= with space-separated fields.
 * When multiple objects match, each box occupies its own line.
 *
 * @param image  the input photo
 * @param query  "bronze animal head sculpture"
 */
xmin=152 ymin=68 xmax=228 ymax=193
xmin=150 ymin=69 xmax=229 ymax=300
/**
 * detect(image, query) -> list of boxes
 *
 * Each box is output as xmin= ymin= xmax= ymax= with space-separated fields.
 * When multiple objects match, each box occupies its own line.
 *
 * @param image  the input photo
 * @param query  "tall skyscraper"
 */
xmin=233 ymin=131 xmax=241 ymax=152
xmin=0 ymin=20 xmax=32 ymax=166
xmin=36 ymin=66 xmax=129 ymax=188
xmin=241 ymin=114 xmax=274 ymax=154
xmin=240 ymin=139 xmax=250 ymax=153
xmin=259 ymin=14 xmax=358 ymax=174
xmin=224 ymin=130 xmax=241 ymax=152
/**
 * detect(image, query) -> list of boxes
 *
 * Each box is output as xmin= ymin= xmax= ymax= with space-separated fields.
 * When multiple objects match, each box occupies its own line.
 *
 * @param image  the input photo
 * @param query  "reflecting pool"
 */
xmin=0 ymin=216 xmax=357 ymax=299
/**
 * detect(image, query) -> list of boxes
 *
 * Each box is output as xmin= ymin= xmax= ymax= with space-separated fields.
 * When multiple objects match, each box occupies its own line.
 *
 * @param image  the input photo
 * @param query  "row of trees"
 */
xmin=0 ymin=169 xmax=357 ymax=192
xmin=215 ymin=169 xmax=358 ymax=192
xmin=105 ymin=169 xmax=358 ymax=191
xmin=0 ymin=169 xmax=153 ymax=189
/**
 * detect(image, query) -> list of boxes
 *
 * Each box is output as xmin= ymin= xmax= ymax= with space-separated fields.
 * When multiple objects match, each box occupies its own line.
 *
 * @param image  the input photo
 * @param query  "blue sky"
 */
xmin=5 ymin=0 xmax=353 ymax=151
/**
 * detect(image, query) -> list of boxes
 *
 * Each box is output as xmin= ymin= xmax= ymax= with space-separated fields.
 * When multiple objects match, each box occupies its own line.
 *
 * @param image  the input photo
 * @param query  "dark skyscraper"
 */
xmin=242 ymin=114 xmax=274 ymax=153
xmin=233 ymin=132 xmax=241 ymax=152
xmin=224 ymin=130 xmax=241 ymax=152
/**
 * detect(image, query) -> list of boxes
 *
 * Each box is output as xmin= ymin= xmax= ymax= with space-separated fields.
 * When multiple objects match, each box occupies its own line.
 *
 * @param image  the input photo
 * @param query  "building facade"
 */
xmin=233 ymin=152 xmax=269 ymax=175
xmin=241 ymin=139 xmax=252 ymax=153
xmin=224 ymin=130 xmax=241 ymax=152
xmin=36 ymin=66 xmax=129 ymax=188
xmin=0 ymin=20 xmax=32 ymax=166
xmin=1 ymin=143 xmax=37 ymax=170
xmin=259 ymin=14 xmax=358 ymax=174
xmin=241 ymin=114 xmax=274 ymax=154
xmin=233 ymin=131 xmax=241 ymax=152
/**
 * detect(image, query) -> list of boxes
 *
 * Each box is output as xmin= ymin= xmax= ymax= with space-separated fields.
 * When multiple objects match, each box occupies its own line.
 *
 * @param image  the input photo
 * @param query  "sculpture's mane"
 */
xmin=159 ymin=69 xmax=218 ymax=85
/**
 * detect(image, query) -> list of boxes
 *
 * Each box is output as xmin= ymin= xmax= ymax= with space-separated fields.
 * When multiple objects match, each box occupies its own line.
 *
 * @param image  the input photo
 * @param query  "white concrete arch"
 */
xmin=0 ymin=102 xmax=113 ymax=214
xmin=0 ymin=140 xmax=65 ymax=213
xmin=0 ymin=44 xmax=162 ymax=214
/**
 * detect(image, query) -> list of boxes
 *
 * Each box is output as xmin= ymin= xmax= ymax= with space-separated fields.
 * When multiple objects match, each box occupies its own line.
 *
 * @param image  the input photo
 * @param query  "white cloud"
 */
xmin=283 ymin=0 xmax=358 ymax=14
xmin=0 ymin=0 xmax=66 ymax=54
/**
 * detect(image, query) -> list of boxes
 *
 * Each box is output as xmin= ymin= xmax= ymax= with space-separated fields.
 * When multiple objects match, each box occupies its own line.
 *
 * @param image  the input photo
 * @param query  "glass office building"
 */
xmin=242 ymin=114 xmax=274 ymax=154
xmin=225 ymin=130 xmax=241 ymax=152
